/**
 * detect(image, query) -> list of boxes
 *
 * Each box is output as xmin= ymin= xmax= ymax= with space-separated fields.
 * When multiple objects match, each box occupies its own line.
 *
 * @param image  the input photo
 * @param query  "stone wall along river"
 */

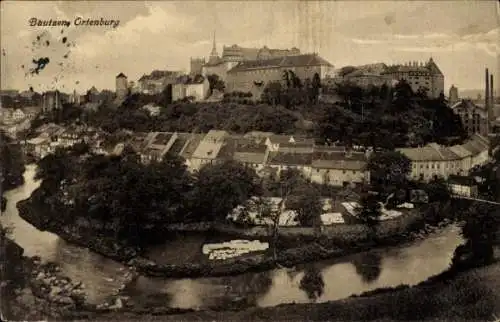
xmin=1 ymin=165 xmax=128 ymax=304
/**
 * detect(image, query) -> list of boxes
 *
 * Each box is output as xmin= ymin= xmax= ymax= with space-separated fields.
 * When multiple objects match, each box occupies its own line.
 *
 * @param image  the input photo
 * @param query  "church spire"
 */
xmin=210 ymin=30 xmax=218 ymax=59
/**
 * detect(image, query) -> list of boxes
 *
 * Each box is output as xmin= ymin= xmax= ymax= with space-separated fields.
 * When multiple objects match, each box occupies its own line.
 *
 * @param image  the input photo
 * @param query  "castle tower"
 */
xmin=449 ymin=84 xmax=458 ymax=104
xmin=116 ymin=73 xmax=128 ymax=99
xmin=190 ymin=57 xmax=206 ymax=76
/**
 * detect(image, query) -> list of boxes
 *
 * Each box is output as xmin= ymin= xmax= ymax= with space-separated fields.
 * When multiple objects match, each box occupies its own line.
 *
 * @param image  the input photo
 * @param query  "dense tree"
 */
xmin=424 ymin=176 xmax=451 ymax=203
xmin=453 ymin=203 xmax=499 ymax=268
xmin=207 ymin=74 xmax=226 ymax=95
xmin=287 ymin=185 xmax=323 ymax=227
xmin=34 ymin=147 xmax=198 ymax=246
xmin=0 ymin=131 xmax=25 ymax=191
xmin=316 ymin=80 xmax=467 ymax=149
xmin=367 ymin=151 xmax=411 ymax=194
xmin=358 ymin=193 xmax=382 ymax=238
xmin=190 ymin=160 xmax=261 ymax=222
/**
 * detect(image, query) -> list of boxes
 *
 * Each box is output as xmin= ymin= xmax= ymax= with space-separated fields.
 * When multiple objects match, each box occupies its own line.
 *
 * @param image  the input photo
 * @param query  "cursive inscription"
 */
xmin=29 ymin=17 xmax=120 ymax=28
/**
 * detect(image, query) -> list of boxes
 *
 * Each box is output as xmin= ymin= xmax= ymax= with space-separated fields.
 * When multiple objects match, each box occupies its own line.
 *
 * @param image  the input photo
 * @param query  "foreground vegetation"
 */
xmin=0 ymin=131 xmax=25 ymax=192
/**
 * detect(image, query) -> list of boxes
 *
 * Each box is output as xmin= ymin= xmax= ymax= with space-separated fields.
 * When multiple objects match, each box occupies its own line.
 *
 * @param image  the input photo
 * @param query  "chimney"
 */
xmin=491 ymin=74 xmax=494 ymax=108
xmin=485 ymin=68 xmax=490 ymax=111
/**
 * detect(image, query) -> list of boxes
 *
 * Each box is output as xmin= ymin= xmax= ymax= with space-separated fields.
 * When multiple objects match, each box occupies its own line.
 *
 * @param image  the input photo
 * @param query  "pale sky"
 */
xmin=1 ymin=1 xmax=499 ymax=94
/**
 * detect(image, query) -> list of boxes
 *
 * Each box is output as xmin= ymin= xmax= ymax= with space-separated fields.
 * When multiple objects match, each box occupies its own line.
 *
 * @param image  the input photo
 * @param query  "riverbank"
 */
xmin=0 ymin=227 xmax=138 ymax=321
xmin=18 ymin=194 xmax=457 ymax=279
xmin=83 ymin=258 xmax=500 ymax=321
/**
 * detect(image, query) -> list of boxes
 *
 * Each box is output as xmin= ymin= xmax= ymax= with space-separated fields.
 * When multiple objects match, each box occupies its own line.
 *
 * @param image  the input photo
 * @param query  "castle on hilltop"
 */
xmin=382 ymin=58 xmax=444 ymax=98
xmin=190 ymin=31 xmax=302 ymax=81
xmin=189 ymin=32 xmax=334 ymax=98
xmin=330 ymin=58 xmax=445 ymax=99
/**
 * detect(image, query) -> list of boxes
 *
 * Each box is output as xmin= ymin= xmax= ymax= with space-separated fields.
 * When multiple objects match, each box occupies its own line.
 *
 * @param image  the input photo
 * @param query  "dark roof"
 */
xmin=222 ymin=45 xmax=301 ymax=61
xmin=228 ymin=54 xmax=333 ymax=73
xmin=168 ymin=135 xmax=189 ymax=156
xmin=448 ymin=175 xmax=477 ymax=187
xmin=151 ymin=132 xmax=173 ymax=145
xmin=267 ymin=152 xmax=313 ymax=166
xmin=217 ymin=137 xmax=267 ymax=161
xmin=116 ymin=73 xmax=127 ymax=78
xmin=382 ymin=58 xmax=443 ymax=76
xmin=312 ymin=151 xmax=366 ymax=162
xmin=176 ymin=74 xmax=206 ymax=85
xmin=138 ymin=70 xmax=181 ymax=82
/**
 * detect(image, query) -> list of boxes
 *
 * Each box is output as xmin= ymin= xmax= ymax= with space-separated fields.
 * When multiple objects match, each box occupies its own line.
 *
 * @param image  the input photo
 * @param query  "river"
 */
xmin=2 ymin=165 xmax=464 ymax=309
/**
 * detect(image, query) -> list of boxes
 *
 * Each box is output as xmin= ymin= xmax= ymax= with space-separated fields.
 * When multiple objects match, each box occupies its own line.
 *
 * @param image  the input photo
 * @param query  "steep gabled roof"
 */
xmin=267 ymin=151 xmax=313 ymax=166
xmin=426 ymin=58 xmax=443 ymax=76
xmin=116 ymin=73 xmax=127 ymax=78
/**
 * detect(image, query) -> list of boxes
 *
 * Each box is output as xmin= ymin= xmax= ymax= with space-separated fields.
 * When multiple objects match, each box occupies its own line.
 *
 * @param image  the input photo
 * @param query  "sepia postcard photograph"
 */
xmin=0 ymin=1 xmax=499 ymax=321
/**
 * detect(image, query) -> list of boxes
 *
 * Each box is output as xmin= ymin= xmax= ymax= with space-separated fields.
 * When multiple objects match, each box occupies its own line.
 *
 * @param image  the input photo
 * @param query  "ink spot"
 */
xmin=21 ymin=64 xmax=24 ymax=69
xmin=45 ymin=40 xmax=50 ymax=46
xmin=30 ymin=57 xmax=50 ymax=75
xmin=76 ymin=81 xmax=80 ymax=84
xmin=36 ymin=36 xmax=40 ymax=41
xmin=29 ymin=86 xmax=34 ymax=92
xmin=62 ymin=37 xmax=67 ymax=44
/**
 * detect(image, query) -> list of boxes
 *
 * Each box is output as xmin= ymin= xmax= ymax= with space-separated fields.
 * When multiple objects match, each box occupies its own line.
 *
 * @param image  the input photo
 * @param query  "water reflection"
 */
xmin=352 ymin=252 xmax=382 ymax=284
xmin=299 ymin=264 xmax=325 ymax=301
xmin=132 ymin=225 xmax=463 ymax=309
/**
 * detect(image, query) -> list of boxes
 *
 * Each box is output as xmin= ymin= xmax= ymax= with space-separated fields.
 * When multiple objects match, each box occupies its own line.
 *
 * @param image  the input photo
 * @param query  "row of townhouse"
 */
xmin=132 ymin=129 xmax=372 ymax=187
xmin=396 ymin=134 xmax=490 ymax=181
xmin=22 ymin=123 xmax=101 ymax=159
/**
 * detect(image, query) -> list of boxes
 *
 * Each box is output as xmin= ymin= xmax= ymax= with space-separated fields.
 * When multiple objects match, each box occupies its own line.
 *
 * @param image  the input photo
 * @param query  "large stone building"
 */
xmin=342 ymin=70 xmax=390 ymax=88
xmin=192 ymin=32 xmax=302 ymax=83
xmin=115 ymin=73 xmax=128 ymax=99
xmin=172 ymin=74 xmax=210 ymax=102
xmin=451 ymin=99 xmax=489 ymax=137
xmin=225 ymin=53 xmax=334 ymax=97
xmin=397 ymin=134 xmax=490 ymax=181
xmin=381 ymin=57 xmax=444 ymax=98
xmin=137 ymin=70 xmax=183 ymax=94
